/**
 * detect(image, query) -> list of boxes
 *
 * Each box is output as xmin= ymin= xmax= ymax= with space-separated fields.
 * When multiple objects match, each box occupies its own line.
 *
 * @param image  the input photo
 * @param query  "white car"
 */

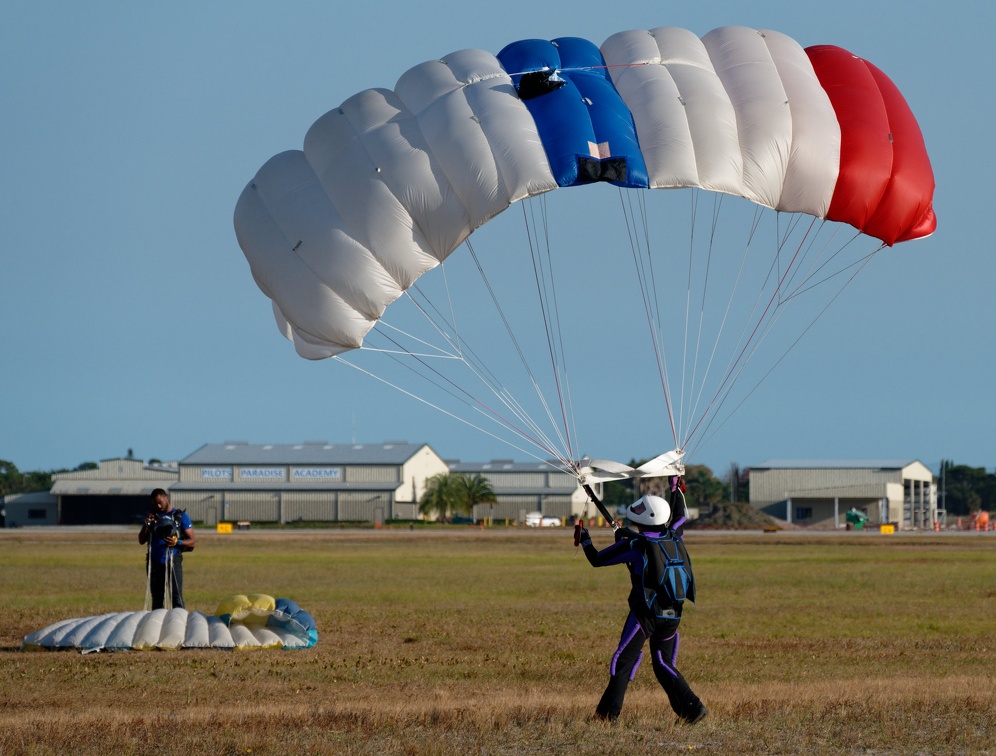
xmin=525 ymin=512 xmax=562 ymax=527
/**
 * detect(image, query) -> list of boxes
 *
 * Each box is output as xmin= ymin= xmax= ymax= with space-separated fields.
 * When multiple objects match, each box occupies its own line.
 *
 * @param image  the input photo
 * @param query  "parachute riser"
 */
xmin=582 ymin=482 xmax=618 ymax=530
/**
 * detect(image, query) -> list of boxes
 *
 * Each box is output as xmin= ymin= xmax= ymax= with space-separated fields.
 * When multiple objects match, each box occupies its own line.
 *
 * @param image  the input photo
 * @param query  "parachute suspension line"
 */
xmin=463 ymin=234 xmax=576 ymax=467
xmin=779 ymin=224 xmax=874 ymax=303
xmin=367 ymin=289 xmax=577 ymax=467
xmin=367 ymin=269 xmax=480 ymax=360
xmin=357 ymin=318 xmax=576 ymax=468
xmin=617 ymin=187 xmax=679 ymax=448
xmin=363 ymin=322 xmax=463 ymax=358
xmin=520 ymin=198 xmax=580 ymax=466
xmin=774 ymin=211 xmax=813 ymax=304
xmin=681 ymin=200 xmax=765 ymax=451
xmin=689 ymin=240 xmax=885 ymax=457
xmin=333 ymin=354 xmax=569 ymax=469
xmin=682 ymin=210 xmax=819 ymax=449
xmin=391 ymin=286 xmax=548 ymax=436
xmin=635 ymin=188 xmax=676 ymax=438
xmin=164 ymin=551 xmax=174 ymax=611
xmin=681 ymin=192 xmax=724 ymax=445
xmin=691 ymin=214 xmax=821 ymax=440
xmin=678 ymin=190 xmax=699 ymax=444
xmin=143 ymin=538 xmax=153 ymax=611
xmin=689 ymin=218 xmax=868 ymax=425
xmin=365 ymin=269 xmax=575 ymax=466
xmin=438 ymin=254 xmax=465 ymax=361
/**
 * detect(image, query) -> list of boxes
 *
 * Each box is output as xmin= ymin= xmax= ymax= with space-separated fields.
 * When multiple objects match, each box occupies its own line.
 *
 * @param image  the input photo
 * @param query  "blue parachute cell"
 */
xmin=496 ymin=37 xmax=647 ymax=188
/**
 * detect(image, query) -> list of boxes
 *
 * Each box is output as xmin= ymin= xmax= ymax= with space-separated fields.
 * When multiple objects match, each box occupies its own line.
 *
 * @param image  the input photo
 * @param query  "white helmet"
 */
xmin=625 ymin=495 xmax=671 ymax=527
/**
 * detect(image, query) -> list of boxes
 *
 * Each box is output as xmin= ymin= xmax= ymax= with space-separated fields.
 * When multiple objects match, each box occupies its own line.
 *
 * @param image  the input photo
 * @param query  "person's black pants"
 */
xmin=148 ymin=556 xmax=184 ymax=609
xmin=596 ymin=611 xmax=703 ymax=722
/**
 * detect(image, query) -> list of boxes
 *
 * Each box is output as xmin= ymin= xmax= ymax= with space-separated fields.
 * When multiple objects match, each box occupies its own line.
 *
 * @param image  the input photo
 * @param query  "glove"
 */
xmin=575 ymin=526 xmax=591 ymax=547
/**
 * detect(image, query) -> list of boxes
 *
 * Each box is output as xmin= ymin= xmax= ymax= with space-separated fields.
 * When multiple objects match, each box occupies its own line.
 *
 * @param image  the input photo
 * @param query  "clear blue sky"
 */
xmin=2 ymin=1 xmax=992 ymax=476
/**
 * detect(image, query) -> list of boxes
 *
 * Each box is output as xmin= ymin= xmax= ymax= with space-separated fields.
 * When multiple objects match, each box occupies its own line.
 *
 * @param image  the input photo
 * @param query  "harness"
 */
xmin=637 ymin=530 xmax=695 ymax=619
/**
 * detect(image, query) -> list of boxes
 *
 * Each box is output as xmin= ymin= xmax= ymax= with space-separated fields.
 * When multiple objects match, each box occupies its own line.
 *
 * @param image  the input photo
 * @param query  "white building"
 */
xmin=171 ymin=441 xmax=448 ymax=525
xmin=749 ymin=459 xmax=937 ymax=529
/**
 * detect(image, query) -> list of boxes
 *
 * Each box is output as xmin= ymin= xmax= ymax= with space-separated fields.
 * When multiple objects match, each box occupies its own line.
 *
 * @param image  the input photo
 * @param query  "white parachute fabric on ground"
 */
xmin=22 ymin=598 xmax=317 ymax=652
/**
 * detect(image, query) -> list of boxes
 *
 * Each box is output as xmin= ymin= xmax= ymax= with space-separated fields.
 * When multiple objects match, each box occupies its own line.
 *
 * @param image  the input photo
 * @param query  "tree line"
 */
xmin=939 ymin=460 xmax=996 ymax=515
xmin=0 ymin=459 xmax=96 ymax=498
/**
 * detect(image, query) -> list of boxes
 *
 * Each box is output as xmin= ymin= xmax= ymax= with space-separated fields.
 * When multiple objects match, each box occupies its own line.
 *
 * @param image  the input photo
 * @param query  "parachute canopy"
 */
xmin=234 ymin=25 xmax=934 ymax=361
xmin=22 ymin=595 xmax=317 ymax=652
xmin=233 ymin=25 xmax=935 ymax=475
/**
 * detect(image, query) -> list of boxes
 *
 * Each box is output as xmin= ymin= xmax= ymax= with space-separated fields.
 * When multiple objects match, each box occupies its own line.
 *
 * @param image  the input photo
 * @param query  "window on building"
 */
xmin=795 ymin=507 xmax=813 ymax=521
xmin=28 ymin=509 xmax=47 ymax=520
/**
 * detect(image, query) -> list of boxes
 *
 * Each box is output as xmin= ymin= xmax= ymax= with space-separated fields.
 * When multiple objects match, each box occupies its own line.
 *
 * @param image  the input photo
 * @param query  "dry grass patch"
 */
xmin=2 ymin=529 xmax=995 ymax=754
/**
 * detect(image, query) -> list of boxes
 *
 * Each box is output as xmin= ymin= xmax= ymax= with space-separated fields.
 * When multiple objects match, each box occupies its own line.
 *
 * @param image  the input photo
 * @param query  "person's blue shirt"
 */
xmin=148 ymin=510 xmax=192 ymax=564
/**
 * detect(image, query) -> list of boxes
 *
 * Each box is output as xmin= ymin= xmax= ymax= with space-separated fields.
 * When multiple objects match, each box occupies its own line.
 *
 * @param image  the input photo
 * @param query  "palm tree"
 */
xmin=418 ymin=473 xmax=498 ymax=521
xmin=683 ymin=464 xmax=725 ymax=511
xmin=418 ymin=473 xmax=463 ymax=521
xmin=459 ymin=473 xmax=498 ymax=519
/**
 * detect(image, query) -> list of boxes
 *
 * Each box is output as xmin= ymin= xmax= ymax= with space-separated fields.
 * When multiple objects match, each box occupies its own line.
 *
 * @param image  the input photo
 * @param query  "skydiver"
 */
xmin=139 ymin=488 xmax=195 ymax=609
xmin=576 ymin=482 xmax=707 ymax=724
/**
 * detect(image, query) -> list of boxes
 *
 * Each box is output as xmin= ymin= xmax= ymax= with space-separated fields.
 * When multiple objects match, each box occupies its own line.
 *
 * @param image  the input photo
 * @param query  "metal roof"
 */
xmin=753 ymin=459 xmax=921 ymax=470
xmin=51 ymin=480 xmax=168 ymax=496
xmin=476 ymin=486 xmax=578 ymax=496
xmin=169 ymin=481 xmax=395 ymax=492
xmin=181 ymin=441 xmax=431 ymax=466
xmin=447 ymin=460 xmax=566 ymax=473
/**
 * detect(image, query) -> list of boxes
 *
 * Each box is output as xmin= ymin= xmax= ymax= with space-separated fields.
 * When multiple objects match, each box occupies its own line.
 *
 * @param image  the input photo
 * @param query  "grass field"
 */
xmin=2 ymin=527 xmax=995 ymax=754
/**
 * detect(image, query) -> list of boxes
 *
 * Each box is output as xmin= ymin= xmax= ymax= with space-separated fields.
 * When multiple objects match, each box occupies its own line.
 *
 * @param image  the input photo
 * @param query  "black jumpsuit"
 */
xmin=581 ymin=516 xmax=706 ymax=723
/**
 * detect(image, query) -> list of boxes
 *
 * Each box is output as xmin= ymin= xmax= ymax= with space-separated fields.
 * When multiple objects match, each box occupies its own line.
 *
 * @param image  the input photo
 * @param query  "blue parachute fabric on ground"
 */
xmin=496 ymin=36 xmax=647 ymax=189
xmin=270 ymin=597 xmax=318 ymax=649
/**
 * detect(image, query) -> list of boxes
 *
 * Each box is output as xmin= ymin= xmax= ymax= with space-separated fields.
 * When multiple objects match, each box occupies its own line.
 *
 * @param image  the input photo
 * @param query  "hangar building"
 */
xmin=749 ymin=459 xmax=937 ymax=529
xmin=170 ymin=441 xmax=448 ymax=525
xmin=446 ymin=460 xmax=592 ymax=523
xmin=2 ymin=490 xmax=59 ymax=527
xmin=52 ymin=458 xmax=179 ymax=524
xmin=8 ymin=443 xmax=597 ymax=527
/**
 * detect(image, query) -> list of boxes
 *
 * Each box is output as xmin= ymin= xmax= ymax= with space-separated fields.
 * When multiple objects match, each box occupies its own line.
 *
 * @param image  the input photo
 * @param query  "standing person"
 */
xmin=138 ymin=488 xmax=195 ymax=609
xmin=576 ymin=482 xmax=706 ymax=724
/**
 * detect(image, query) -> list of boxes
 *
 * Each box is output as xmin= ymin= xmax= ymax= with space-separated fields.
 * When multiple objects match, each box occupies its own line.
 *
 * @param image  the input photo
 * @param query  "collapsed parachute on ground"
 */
xmin=22 ymin=595 xmax=317 ymax=652
xmin=234 ymin=25 xmax=935 ymax=477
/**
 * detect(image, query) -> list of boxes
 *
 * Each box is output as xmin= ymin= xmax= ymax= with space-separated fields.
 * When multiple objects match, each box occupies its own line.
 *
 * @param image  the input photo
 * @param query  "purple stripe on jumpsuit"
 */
xmin=655 ymin=630 xmax=680 ymax=678
xmin=610 ymin=613 xmax=644 ymax=680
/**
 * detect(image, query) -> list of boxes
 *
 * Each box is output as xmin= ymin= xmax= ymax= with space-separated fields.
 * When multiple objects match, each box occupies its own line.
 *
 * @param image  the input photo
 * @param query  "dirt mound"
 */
xmin=689 ymin=501 xmax=781 ymax=530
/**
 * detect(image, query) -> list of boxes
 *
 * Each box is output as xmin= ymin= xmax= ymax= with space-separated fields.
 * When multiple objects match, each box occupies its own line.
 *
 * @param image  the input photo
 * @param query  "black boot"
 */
xmin=682 ymin=702 xmax=708 ymax=724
